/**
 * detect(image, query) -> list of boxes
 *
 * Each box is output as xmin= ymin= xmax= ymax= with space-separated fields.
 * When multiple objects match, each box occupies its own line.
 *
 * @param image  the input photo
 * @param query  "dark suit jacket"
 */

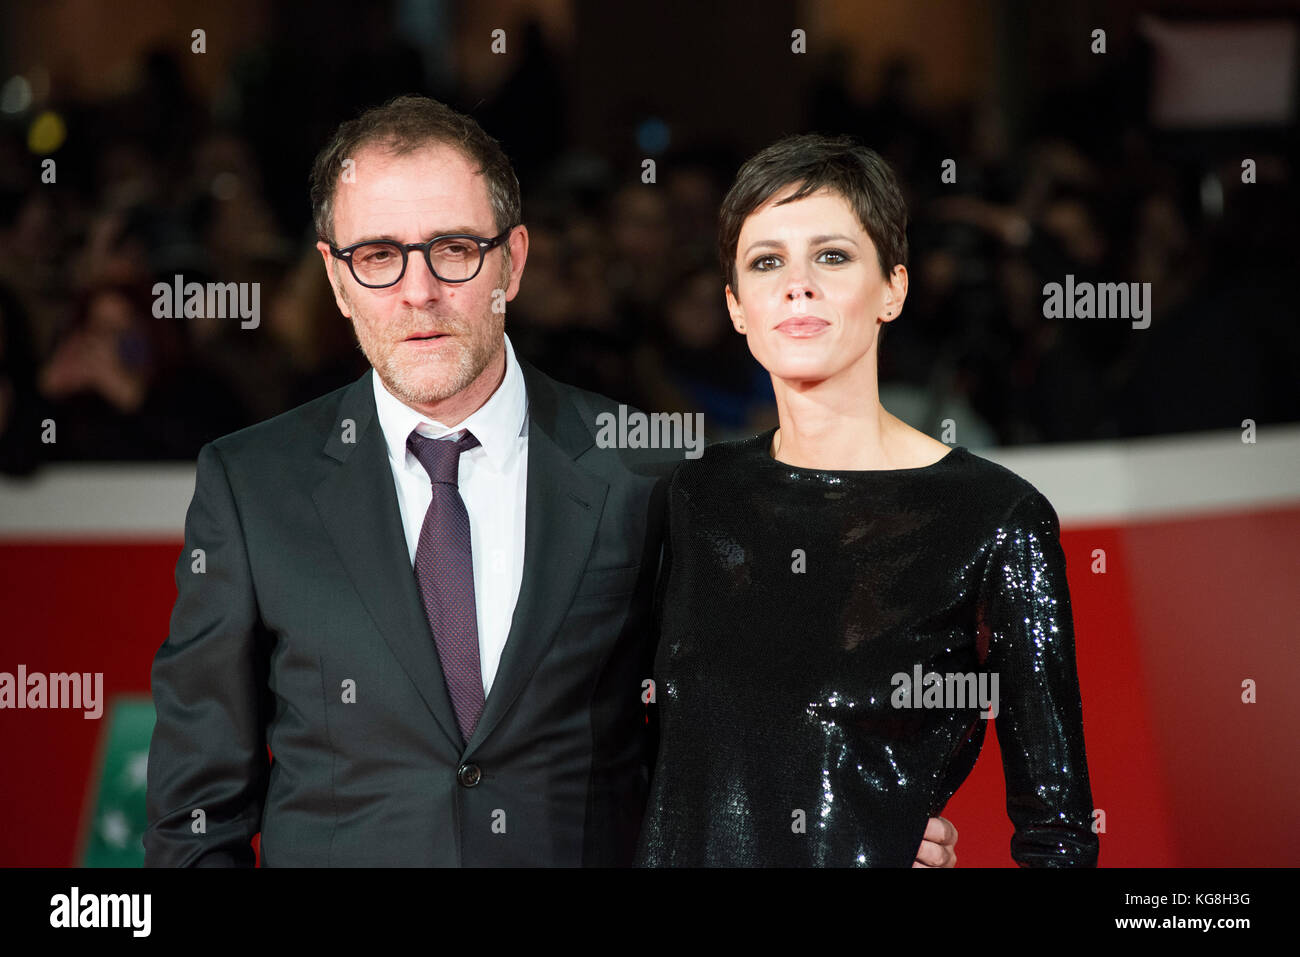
xmin=144 ymin=359 xmax=676 ymax=866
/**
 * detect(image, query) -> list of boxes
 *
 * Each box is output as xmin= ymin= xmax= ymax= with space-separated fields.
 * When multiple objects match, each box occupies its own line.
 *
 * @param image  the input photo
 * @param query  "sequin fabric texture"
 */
xmin=635 ymin=429 xmax=1099 ymax=867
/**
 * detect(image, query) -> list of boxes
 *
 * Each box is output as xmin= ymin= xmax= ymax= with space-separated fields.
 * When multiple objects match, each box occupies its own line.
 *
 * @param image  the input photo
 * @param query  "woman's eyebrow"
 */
xmin=744 ymin=233 xmax=858 ymax=257
xmin=743 ymin=239 xmax=785 ymax=257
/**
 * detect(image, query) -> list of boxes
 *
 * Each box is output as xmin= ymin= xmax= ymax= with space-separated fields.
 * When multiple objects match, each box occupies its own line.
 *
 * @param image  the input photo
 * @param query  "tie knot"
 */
xmin=407 ymin=429 xmax=480 ymax=485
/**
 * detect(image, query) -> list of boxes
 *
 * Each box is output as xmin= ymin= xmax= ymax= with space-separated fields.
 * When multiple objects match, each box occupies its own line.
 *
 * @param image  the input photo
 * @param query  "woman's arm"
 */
xmin=979 ymin=490 xmax=1100 ymax=866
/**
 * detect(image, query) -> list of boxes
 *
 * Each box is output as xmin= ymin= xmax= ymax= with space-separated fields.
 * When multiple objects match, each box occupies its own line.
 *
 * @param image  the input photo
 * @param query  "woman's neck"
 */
xmin=769 ymin=363 xmax=905 ymax=471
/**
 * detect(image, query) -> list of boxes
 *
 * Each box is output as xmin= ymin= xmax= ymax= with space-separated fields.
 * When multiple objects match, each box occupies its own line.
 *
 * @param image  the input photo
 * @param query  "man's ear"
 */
xmin=316 ymin=241 xmax=353 ymax=319
xmin=500 ymin=224 xmax=530 ymax=302
xmin=724 ymin=283 xmax=747 ymax=334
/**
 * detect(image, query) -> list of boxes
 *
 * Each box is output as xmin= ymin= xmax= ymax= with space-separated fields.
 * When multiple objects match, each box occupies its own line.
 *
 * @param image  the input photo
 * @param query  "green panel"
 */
xmin=80 ymin=696 xmax=154 ymax=868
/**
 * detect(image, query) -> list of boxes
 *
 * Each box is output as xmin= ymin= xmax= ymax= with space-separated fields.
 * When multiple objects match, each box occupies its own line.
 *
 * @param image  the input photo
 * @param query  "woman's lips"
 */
xmin=775 ymin=317 xmax=830 ymax=337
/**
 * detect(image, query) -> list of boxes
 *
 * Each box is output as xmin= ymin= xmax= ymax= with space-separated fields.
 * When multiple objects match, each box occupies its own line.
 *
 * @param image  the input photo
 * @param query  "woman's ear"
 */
xmin=725 ymin=283 xmax=748 ymax=334
xmin=881 ymin=264 xmax=908 ymax=322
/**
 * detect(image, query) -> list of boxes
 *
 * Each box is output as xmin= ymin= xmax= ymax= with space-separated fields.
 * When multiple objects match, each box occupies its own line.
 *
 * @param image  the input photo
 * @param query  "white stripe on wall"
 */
xmin=0 ymin=426 xmax=1297 ymax=538
xmin=979 ymin=424 xmax=1300 ymax=524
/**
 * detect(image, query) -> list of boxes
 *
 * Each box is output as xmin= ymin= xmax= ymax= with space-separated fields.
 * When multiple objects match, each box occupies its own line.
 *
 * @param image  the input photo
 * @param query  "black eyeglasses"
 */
xmin=326 ymin=227 xmax=515 ymax=288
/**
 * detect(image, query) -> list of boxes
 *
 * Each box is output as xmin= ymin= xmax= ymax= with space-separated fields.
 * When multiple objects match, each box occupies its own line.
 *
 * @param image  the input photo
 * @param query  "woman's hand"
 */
xmin=913 ymin=816 xmax=958 ymax=867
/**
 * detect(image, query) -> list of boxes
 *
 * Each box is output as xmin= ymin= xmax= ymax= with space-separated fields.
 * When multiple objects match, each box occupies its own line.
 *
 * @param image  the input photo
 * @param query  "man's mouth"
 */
xmin=405 ymin=332 xmax=450 ymax=341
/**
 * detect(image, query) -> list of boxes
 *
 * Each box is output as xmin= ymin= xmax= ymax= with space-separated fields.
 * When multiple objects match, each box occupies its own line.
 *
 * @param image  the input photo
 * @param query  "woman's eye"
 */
xmin=818 ymin=249 xmax=850 ymax=265
xmin=750 ymin=255 xmax=781 ymax=271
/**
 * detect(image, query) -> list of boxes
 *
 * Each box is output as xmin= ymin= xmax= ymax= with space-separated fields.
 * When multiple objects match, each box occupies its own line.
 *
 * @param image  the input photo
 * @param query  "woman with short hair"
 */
xmin=635 ymin=134 xmax=1098 ymax=867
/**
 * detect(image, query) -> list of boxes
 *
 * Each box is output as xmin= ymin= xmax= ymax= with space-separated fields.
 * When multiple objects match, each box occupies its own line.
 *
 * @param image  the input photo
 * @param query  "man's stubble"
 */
xmin=339 ymin=260 xmax=509 ymax=408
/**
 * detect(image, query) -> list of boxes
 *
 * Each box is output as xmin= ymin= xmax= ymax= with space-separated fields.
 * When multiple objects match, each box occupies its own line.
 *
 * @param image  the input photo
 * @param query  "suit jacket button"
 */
xmin=457 ymin=763 xmax=481 ymax=787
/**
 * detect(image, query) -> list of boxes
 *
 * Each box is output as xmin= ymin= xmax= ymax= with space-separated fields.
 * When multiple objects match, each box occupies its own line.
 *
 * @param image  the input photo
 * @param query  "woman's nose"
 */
xmin=785 ymin=277 xmax=817 ymax=301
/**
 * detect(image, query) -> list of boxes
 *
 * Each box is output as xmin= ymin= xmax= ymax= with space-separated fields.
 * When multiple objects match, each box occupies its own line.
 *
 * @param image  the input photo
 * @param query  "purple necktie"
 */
xmin=407 ymin=428 xmax=484 ymax=745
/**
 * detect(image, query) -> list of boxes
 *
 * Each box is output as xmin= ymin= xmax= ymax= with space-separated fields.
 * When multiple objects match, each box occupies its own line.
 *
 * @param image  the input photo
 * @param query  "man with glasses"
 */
xmin=144 ymin=95 xmax=959 ymax=867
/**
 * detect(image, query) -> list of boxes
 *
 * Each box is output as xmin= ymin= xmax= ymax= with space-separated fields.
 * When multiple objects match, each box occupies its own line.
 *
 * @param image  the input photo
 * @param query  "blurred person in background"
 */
xmin=633 ymin=257 xmax=776 ymax=439
xmin=0 ymin=278 xmax=42 ymax=475
xmin=266 ymin=246 xmax=371 ymax=411
xmin=36 ymin=281 xmax=248 ymax=460
xmin=507 ymin=204 xmax=634 ymax=403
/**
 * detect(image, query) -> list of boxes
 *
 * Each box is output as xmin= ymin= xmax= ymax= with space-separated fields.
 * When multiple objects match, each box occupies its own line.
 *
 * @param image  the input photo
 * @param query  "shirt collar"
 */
xmin=372 ymin=332 xmax=529 ymax=471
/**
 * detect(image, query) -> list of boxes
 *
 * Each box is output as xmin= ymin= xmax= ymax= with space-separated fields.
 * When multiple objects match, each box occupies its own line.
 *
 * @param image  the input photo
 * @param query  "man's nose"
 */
xmin=396 ymin=249 xmax=444 ymax=304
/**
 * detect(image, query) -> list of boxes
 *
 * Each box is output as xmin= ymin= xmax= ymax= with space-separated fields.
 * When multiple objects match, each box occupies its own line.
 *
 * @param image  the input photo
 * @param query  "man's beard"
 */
xmin=344 ymin=293 xmax=505 ymax=408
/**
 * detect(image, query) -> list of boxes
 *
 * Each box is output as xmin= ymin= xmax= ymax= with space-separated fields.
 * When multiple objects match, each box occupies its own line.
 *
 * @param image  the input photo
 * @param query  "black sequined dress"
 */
xmin=635 ymin=428 xmax=1099 ymax=867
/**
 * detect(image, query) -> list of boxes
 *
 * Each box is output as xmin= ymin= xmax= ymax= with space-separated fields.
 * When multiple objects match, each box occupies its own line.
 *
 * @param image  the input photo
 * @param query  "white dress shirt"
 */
xmin=371 ymin=333 xmax=529 ymax=697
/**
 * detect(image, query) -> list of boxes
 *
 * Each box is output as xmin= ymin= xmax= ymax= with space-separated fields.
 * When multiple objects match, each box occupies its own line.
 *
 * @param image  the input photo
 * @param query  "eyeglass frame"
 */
xmin=324 ymin=226 xmax=517 ymax=288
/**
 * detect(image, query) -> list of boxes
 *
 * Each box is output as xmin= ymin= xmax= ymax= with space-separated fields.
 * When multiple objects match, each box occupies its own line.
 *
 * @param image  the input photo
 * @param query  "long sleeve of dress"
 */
xmin=980 ymin=490 xmax=1100 ymax=867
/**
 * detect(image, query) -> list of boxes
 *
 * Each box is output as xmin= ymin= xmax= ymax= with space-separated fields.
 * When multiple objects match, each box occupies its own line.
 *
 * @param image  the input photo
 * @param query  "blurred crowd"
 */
xmin=1 ymin=21 xmax=1296 ymax=473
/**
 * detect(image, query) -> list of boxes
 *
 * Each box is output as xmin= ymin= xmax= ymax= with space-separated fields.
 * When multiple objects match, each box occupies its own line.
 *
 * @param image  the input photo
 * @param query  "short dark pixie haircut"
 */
xmin=309 ymin=95 xmax=521 ymax=247
xmin=717 ymin=133 xmax=908 ymax=292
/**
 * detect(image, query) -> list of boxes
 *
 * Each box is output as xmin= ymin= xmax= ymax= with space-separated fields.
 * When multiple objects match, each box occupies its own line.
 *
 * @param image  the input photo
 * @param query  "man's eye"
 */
xmin=750 ymin=255 xmax=781 ymax=271
xmin=432 ymin=240 xmax=474 ymax=259
xmin=357 ymin=248 xmax=394 ymax=263
xmin=818 ymin=249 xmax=850 ymax=265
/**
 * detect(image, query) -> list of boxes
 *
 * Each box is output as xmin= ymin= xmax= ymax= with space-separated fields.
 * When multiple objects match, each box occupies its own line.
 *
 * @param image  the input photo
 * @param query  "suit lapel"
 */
xmin=310 ymin=360 xmax=608 ymax=758
xmin=312 ymin=371 xmax=464 ymax=753
xmin=465 ymin=359 xmax=607 ymax=754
